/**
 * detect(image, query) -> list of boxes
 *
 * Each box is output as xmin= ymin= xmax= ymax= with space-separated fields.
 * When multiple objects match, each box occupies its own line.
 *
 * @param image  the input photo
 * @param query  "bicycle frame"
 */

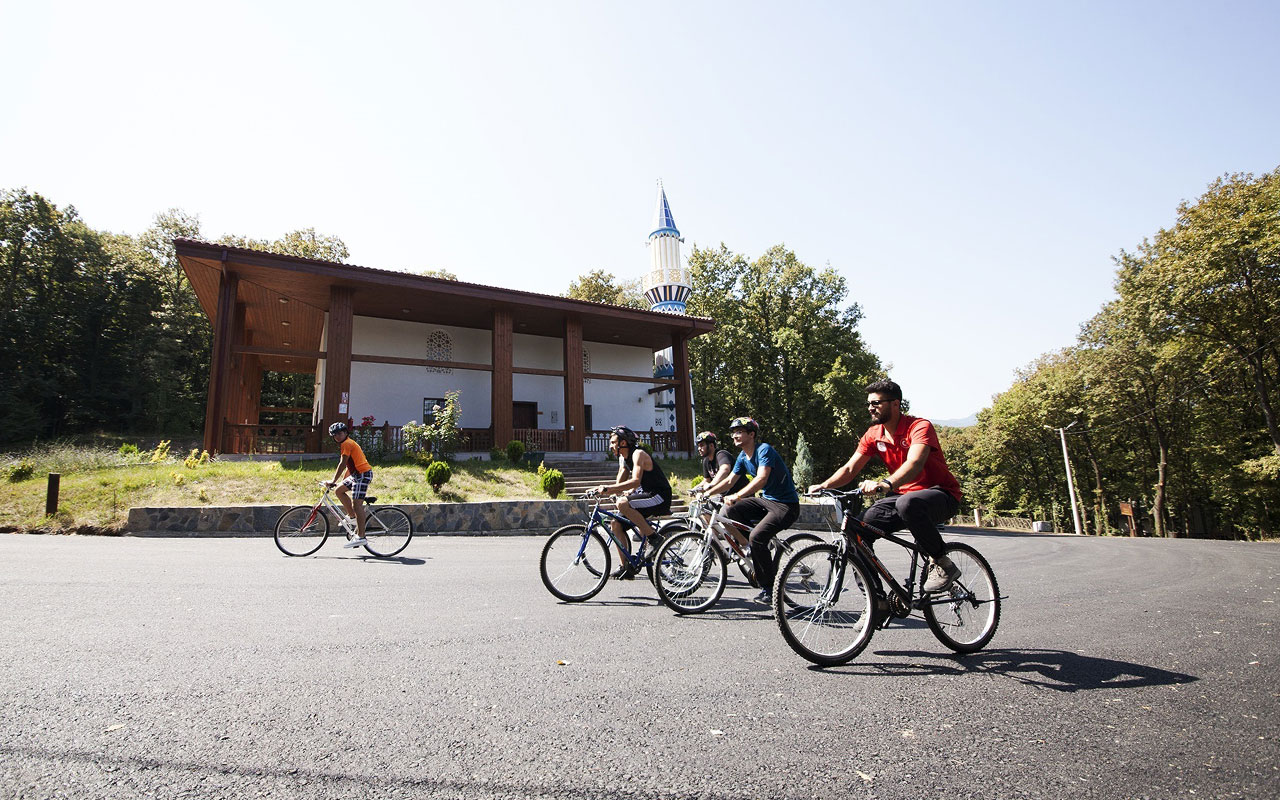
xmin=576 ymin=494 xmax=662 ymax=572
xmin=683 ymin=494 xmax=756 ymax=565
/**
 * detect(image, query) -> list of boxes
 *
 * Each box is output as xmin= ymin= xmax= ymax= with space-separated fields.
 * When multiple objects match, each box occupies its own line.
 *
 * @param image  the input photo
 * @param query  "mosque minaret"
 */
xmin=641 ymin=182 xmax=693 ymax=433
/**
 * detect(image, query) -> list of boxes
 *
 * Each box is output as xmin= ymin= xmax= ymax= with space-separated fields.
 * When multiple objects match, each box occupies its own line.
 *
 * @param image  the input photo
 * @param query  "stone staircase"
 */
xmin=542 ymin=455 xmax=689 ymax=515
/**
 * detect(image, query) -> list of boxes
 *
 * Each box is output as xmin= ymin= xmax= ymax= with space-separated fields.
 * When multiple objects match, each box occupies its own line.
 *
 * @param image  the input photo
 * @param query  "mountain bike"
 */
xmin=652 ymin=492 xmax=825 ymax=614
xmin=539 ymin=490 xmax=687 ymax=602
xmin=274 ymin=482 xmax=414 ymax=558
xmin=773 ymin=489 xmax=1001 ymax=666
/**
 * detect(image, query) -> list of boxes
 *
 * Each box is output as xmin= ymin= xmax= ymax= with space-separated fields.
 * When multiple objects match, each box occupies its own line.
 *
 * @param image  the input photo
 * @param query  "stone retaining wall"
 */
xmin=127 ymin=501 xmax=842 ymax=537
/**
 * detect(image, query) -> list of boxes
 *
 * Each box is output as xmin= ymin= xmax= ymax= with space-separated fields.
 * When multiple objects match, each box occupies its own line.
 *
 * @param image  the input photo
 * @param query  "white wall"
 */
xmin=583 ymin=341 xmax=658 ymax=433
xmin=313 ymin=316 xmax=662 ymax=437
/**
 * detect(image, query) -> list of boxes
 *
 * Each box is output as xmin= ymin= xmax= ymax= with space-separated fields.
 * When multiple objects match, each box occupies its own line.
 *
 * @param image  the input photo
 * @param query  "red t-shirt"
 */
xmin=856 ymin=415 xmax=962 ymax=501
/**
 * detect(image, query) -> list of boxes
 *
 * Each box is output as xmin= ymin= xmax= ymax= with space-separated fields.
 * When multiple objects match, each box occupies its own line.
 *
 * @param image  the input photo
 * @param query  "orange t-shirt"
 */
xmin=340 ymin=438 xmax=372 ymax=474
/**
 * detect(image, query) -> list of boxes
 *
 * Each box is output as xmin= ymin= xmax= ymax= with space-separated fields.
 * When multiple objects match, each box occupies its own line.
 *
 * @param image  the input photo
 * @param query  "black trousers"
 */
xmin=725 ymin=497 xmax=800 ymax=592
xmin=858 ymin=488 xmax=959 ymax=559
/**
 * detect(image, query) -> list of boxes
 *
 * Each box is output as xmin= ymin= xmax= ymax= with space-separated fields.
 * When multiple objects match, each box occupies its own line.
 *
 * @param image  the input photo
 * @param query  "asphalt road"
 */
xmin=1 ymin=530 xmax=1277 ymax=799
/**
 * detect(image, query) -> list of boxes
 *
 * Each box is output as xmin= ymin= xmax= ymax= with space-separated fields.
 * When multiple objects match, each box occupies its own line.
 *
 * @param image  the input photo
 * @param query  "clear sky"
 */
xmin=3 ymin=1 xmax=1277 ymax=421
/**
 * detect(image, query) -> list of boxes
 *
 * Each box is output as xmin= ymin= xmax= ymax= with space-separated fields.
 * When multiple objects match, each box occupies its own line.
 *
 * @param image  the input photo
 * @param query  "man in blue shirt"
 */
xmin=698 ymin=416 xmax=800 ymax=605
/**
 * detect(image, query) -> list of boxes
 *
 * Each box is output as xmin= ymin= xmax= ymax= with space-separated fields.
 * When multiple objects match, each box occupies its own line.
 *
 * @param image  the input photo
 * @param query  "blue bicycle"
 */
xmin=539 ymin=490 xmax=687 ymax=602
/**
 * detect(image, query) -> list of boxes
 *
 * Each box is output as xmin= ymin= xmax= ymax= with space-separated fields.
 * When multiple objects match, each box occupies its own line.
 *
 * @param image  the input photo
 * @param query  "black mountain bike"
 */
xmin=772 ymin=489 xmax=1001 ymax=666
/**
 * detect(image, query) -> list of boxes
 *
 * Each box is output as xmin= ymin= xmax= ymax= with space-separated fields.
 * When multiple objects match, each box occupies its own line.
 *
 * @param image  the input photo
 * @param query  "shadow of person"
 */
xmin=835 ymin=648 xmax=1197 ymax=690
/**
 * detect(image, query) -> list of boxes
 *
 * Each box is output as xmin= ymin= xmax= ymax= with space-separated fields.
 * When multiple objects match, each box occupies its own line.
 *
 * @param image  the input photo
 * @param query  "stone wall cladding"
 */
xmin=126 ymin=500 xmax=842 ymax=537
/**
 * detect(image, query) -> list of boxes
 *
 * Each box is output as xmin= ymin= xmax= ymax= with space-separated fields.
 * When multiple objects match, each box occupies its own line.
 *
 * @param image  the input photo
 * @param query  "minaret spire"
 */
xmin=642 ymin=181 xmax=694 ymax=436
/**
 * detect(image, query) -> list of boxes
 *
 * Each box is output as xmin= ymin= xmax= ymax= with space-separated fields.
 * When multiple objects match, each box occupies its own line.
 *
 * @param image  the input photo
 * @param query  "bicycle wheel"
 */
xmin=643 ymin=523 xmax=687 ymax=586
xmin=540 ymin=524 xmax=611 ymax=602
xmin=363 ymin=506 xmax=413 ymax=558
xmin=653 ymin=531 xmax=727 ymax=614
xmin=773 ymin=542 xmax=878 ymax=666
xmin=775 ymin=533 xmax=824 ymax=610
xmin=274 ymin=505 xmax=330 ymax=557
xmin=923 ymin=542 xmax=1001 ymax=653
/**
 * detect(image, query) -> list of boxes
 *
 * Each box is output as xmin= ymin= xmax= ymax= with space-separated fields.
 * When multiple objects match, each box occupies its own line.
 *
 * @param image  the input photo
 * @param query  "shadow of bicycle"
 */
xmin=813 ymin=647 xmax=1197 ymax=691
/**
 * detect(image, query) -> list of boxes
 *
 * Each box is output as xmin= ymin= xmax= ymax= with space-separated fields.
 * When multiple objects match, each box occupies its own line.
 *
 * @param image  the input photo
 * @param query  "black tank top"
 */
xmin=621 ymin=453 xmax=672 ymax=499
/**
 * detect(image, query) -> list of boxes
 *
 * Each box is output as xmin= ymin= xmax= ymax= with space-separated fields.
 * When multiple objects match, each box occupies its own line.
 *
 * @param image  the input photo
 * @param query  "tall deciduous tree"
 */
xmin=564 ymin=269 xmax=645 ymax=309
xmin=686 ymin=243 xmax=882 ymax=475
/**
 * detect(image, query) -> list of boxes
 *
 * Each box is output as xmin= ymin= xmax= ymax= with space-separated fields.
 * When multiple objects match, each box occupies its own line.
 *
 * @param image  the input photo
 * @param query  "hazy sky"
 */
xmin=3 ymin=1 xmax=1277 ymax=420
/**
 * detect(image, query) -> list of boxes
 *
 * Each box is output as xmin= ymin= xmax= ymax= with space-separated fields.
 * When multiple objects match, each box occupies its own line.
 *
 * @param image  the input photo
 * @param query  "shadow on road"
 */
xmin=815 ymin=647 xmax=1197 ymax=690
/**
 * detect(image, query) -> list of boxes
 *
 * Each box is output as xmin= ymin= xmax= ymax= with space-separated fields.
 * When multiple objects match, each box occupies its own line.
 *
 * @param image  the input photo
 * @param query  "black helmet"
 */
xmin=728 ymin=416 xmax=759 ymax=434
xmin=609 ymin=425 xmax=638 ymax=449
xmin=328 ymin=421 xmax=348 ymax=436
xmin=695 ymin=431 xmax=717 ymax=446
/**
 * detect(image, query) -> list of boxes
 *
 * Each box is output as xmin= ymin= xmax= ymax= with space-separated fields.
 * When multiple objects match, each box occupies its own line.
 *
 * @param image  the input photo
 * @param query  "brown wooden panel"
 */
xmin=322 ymin=286 xmax=354 ymax=428
xmin=204 ymin=270 xmax=239 ymax=453
xmin=491 ymin=308 xmax=513 ymax=446
xmin=353 ymin=353 xmax=493 ymax=371
xmin=583 ymin=371 xmax=670 ymax=384
xmin=512 ymin=366 xmax=565 ymax=377
xmin=563 ymin=315 xmax=585 ymax=451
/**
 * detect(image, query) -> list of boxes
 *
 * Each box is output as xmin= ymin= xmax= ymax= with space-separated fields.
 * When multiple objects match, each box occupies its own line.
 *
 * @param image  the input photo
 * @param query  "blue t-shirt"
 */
xmin=733 ymin=442 xmax=799 ymax=504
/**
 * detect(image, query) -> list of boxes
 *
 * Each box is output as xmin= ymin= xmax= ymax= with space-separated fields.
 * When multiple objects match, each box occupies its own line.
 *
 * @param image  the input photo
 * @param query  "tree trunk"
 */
xmin=1154 ymin=433 xmax=1171 ymax=538
xmin=1241 ymin=348 xmax=1280 ymax=456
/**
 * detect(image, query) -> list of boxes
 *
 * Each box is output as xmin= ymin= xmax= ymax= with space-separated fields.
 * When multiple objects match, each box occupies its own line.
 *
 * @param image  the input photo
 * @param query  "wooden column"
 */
xmin=202 ymin=270 xmax=239 ymax=454
xmin=672 ymin=333 xmax=694 ymax=452
xmin=491 ymin=308 xmax=514 ymax=447
xmin=322 ymin=286 xmax=355 ymax=439
xmin=228 ymin=303 xmax=248 ymax=428
xmin=563 ymin=315 xmax=585 ymax=452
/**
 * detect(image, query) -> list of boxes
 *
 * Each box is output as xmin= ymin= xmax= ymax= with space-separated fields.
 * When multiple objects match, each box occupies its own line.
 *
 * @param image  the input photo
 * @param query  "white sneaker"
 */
xmin=343 ymin=536 xmax=368 ymax=548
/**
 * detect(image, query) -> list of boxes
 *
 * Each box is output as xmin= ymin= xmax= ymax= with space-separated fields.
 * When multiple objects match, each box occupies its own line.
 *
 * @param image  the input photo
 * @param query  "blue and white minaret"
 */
xmin=642 ymin=182 xmax=693 ymax=433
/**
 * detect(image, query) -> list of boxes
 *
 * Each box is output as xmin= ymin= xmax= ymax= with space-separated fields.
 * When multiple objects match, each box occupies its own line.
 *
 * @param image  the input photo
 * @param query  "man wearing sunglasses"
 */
xmin=809 ymin=379 xmax=963 ymax=593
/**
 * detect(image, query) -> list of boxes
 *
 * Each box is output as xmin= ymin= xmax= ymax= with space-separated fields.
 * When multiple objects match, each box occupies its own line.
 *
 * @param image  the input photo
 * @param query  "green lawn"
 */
xmin=0 ymin=443 xmax=702 ymax=534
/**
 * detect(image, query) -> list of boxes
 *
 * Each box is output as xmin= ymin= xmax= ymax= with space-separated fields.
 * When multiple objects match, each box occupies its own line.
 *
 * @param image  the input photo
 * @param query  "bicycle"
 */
xmin=652 ymin=492 xmax=825 ymax=614
xmin=274 ymin=482 xmax=414 ymax=558
xmin=772 ymin=488 xmax=1001 ymax=666
xmin=538 ymin=489 xmax=687 ymax=602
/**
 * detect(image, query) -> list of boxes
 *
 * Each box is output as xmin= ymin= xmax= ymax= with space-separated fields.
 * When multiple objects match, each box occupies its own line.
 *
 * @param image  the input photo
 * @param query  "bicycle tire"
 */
xmin=274 ymin=505 xmax=329 ymax=557
xmin=540 ymin=524 xmax=611 ymax=602
xmin=363 ymin=506 xmax=413 ymax=558
xmin=773 ymin=542 xmax=878 ymax=666
xmin=923 ymin=542 xmax=1001 ymax=653
xmin=736 ymin=531 xmax=822 ymax=587
xmin=644 ymin=523 xmax=686 ymax=586
xmin=653 ymin=530 xmax=727 ymax=614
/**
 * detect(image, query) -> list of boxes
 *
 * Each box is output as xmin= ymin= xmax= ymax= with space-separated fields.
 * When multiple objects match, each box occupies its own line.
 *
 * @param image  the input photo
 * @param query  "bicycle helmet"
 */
xmin=328 ymin=421 xmax=348 ymax=436
xmin=608 ymin=425 xmax=638 ymax=449
xmin=727 ymin=416 xmax=759 ymax=434
xmin=694 ymin=431 xmax=717 ymax=447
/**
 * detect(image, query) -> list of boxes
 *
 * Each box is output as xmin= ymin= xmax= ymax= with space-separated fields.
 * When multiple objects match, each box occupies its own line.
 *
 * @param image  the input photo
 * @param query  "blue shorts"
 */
xmin=342 ymin=470 xmax=373 ymax=500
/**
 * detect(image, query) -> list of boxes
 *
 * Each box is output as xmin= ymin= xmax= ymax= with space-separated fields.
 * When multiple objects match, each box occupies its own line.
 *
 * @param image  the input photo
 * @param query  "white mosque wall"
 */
xmin=311 ymin=315 xmax=661 ymax=437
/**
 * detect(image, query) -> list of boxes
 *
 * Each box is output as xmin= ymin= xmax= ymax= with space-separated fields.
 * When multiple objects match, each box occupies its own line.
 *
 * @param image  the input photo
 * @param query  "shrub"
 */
xmin=690 ymin=475 xmax=703 ymax=488
xmin=489 ymin=447 xmax=505 ymax=462
xmin=506 ymin=439 xmax=525 ymax=463
xmin=539 ymin=468 xmax=565 ymax=499
xmin=636 ymin=441 xmax=652 ymax=454
xmin=117 ymin=443 xmax=139 ymax=457
xmin=5 ymin=459 xmax=35 ymax=483
xmin=425 ymin=460 xmax=453 ymax=491
xmin=408 ymin=449 xmax=435 ymax=467
xmin=150 ymin=440 xmax=172 ymax=463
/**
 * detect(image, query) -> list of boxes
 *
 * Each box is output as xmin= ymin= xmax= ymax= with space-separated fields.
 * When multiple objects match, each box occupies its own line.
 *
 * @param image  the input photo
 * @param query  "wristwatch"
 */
xmin=879 ymin=479 xmax=893 ymax=492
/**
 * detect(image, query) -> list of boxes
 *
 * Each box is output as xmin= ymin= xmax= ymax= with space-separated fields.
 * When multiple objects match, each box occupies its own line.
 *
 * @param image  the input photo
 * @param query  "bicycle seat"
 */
xmin=364 ymin=496 xmax=377 ymax=504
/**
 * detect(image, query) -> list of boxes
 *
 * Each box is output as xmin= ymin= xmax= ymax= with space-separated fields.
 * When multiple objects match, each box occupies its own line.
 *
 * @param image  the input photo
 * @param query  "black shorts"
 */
xmin=623 ymin=488 xmax=672 ymax=519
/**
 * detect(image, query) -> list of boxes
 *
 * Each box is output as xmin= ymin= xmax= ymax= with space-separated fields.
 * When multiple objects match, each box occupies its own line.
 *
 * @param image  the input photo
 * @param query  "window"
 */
xmin=425 ymin=329 xmax=452 ymax=374
xmin=423 ymin=398 xmax=445 ymax=424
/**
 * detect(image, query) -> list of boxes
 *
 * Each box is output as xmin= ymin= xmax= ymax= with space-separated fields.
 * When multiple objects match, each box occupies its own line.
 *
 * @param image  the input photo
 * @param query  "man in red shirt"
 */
xmin=809 ymin=380 xmax=963 ymax=592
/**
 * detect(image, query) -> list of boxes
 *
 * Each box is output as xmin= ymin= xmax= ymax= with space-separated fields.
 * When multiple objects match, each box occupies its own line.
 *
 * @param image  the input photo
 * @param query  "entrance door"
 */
xmin=583 ymin=404 xmax=592 ymax=433
xmin=513 ymin=401 xmax=537 ymax=429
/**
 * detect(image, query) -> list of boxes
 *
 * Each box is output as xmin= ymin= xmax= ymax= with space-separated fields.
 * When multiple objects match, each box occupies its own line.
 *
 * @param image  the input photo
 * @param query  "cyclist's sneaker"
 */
xmin=644 ymin=533 xmax=663 ymax=551
xmin=612 ymin=563 xmax=637 ymax=580
xmin=923 ymin=555 xmax=961 ymax=593
xmin=343 ymin=536 xmax=368 ymax=549
xmin=752 ymin=589 xmax=772 ymax=605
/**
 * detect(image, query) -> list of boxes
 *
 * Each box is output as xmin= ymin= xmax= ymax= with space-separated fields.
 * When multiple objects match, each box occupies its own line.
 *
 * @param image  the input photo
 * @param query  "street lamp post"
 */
xmin=1044 ymin=422 xmax=1083 ymax=536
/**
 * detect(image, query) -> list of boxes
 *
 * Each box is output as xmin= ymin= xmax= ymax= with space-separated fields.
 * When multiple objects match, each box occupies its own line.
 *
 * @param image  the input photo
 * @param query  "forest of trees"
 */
xmin=4 ymin=168 xmax=1276 ymax=538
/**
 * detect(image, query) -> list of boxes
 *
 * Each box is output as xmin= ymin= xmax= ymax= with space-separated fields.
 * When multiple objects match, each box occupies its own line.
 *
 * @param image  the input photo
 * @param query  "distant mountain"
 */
xmin=933 ymin=414 xmax=977 ymax=428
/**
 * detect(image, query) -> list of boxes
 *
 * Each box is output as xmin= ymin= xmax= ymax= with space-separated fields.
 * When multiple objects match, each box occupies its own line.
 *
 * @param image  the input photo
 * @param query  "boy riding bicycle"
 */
xmin=324 ymin=421 xmax=374 ymax=548
xmin=698 ymin=416 xmax=800 ymax=605
xmin=592 ymin=425 xmax=673 ymax=578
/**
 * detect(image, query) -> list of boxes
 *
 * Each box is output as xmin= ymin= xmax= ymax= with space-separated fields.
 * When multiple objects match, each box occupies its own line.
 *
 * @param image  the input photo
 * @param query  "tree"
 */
xmin=564 ymin=269 xmax=646 ymax=309
xmin=686 ymin=243 xmax=882 ymax=476
xmin=1120 ymin=169 xmax=1280 ymax=455
xmin=217 ymin=227 xmax=349 ymax=263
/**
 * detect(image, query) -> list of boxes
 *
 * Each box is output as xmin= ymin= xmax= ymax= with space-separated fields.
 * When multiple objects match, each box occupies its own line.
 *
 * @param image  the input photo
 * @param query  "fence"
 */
xmin=951 ymin=513 xmax=1036 ymax=531
xmin=584 ymin=429 xmax=679 ymax=454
